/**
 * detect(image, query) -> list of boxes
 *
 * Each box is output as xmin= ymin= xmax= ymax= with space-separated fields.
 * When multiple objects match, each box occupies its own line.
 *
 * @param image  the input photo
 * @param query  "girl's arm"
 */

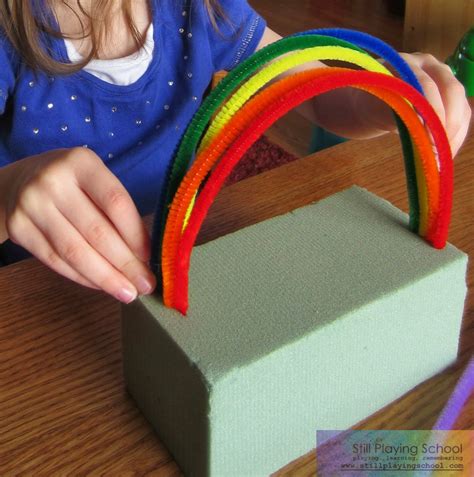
xmin=256 ymin=27 xmax=471 ymax=157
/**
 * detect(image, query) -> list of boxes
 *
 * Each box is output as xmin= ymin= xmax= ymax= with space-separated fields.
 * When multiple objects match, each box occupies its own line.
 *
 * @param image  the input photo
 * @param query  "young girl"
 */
xmin=0 ymin=0 xmax=470 ymax=304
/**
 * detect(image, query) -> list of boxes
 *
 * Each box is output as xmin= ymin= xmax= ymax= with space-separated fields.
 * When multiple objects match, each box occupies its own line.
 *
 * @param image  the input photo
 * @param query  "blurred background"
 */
xmin=251 ymin=0 xmax=473 ymax=62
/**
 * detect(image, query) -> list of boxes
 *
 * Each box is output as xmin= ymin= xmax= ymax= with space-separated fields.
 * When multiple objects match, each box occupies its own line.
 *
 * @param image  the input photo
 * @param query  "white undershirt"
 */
xmin=64 ymin=22 xmax=154 ymax=85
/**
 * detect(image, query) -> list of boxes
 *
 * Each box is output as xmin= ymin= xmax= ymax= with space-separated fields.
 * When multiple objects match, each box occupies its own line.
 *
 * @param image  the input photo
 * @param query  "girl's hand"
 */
xmin=0 ymin=147 xmax=156 ymax=303
xmin=355 ymin=52 xmax=471 ymax=157
xmin=257 ymin=27 xmax=471 ymax=156
xmin=400 ymin=52 xmax=471 ymax=157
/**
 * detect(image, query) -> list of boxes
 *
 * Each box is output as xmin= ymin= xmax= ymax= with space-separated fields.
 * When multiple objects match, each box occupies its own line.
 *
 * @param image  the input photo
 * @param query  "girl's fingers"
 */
xmin=54 ymin=187 xmax=155 ymax=296
xmin=28 ymin=202 xmax=139 ymax=304
xmin=75 ymin=158 xmax=151 ymax=263
xmin=403 ymin=55 xmax=446 ymax=127
xmin=7 ymin=213 xmax=101 ymax=291
xmin=400 ymin=52 xmax=471 ymax=157
xmin=419 ymin=58 xmax=470 ymax=148
xmin=450 ymin=108 xmax=472 ymax=157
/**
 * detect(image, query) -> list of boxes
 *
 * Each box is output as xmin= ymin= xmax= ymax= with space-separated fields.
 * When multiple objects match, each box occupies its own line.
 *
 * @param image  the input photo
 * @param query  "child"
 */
xmin=0 ymin=0 xmax=470 ymax=304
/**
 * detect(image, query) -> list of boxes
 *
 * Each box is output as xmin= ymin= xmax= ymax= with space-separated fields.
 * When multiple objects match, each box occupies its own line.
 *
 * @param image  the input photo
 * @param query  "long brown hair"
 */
xmin=0 ymin=0 xmax=224 ymax=76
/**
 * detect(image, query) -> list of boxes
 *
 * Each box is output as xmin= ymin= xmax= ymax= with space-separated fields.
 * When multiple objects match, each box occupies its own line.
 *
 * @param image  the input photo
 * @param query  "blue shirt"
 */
xmin=0 ymin=0 xmax=266 ymax=264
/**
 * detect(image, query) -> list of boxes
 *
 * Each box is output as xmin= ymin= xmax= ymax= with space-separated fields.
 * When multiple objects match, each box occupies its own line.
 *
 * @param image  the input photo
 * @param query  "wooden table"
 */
xmin=1 ymin=115 xmax=473 ymax=475
xmin=403 ymin=0 xmax=474 ymax=61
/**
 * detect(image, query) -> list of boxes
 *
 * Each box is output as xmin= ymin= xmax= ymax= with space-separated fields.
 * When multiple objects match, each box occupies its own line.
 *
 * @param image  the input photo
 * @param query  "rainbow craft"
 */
xmin=149 ymin=28 xmax=454 ymax=316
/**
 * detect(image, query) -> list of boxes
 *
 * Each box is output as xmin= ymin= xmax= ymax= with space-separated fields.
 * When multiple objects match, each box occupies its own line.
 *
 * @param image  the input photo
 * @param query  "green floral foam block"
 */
xmin=121 ymin=186 xmax=468 ymax=476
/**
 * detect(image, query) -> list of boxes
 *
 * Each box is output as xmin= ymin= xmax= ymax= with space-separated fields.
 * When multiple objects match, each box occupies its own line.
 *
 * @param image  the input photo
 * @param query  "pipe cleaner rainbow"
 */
xmin=149 ymin=29 xmax=453 ymax=316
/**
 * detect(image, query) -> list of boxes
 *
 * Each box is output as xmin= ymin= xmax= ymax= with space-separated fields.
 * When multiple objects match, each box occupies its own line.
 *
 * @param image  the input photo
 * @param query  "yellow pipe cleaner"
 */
xmin=182 ymin=46 xmax=430 ymax=233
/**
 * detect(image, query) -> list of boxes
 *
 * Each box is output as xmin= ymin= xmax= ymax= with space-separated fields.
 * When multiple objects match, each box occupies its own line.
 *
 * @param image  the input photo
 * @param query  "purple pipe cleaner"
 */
xmin=433 ymin=355 xmax=474 ymax=430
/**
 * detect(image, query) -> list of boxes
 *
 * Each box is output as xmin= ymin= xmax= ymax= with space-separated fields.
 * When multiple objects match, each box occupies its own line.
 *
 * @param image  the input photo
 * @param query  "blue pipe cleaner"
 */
xmin=292 ymin=28 xmax=424 ymax=94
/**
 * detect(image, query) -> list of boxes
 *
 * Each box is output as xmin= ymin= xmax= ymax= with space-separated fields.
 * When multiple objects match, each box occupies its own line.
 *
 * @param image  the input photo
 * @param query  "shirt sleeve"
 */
xmin=0 ymin=31 xmax=17 ymax=115
xmin=203 ymin=0 xmax=267 ymax=72
xmin=0 ymin=29 xmax=18 ymax=167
